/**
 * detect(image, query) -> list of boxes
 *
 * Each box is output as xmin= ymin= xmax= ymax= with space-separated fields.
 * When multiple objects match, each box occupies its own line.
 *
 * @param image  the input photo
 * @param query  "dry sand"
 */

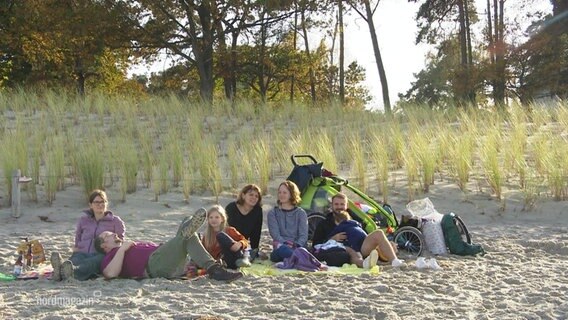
xmin=1 ymin=181 xmax=567 ymax=320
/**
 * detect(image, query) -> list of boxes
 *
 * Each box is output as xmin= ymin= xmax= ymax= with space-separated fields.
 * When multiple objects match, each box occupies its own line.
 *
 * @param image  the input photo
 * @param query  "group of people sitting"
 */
xmin=50 ymin=181 xmax=403 ymax=283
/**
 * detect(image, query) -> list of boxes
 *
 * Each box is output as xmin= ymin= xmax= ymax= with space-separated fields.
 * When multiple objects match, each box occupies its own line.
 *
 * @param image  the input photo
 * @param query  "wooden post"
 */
xmin=11 ymin=169 xmax=32 ymax=218
xmin=11 ymin=169 xmax=21 ymax=218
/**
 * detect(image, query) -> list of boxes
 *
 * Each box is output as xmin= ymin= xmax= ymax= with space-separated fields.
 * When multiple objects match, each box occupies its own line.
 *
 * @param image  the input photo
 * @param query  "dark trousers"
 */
xmin=69 ymin=252 xmax=105 ymax=281
xmin=270 ymin=245 xmax=294 ymax=262
xmin=216 ymin=232 xmax=244 ymax=269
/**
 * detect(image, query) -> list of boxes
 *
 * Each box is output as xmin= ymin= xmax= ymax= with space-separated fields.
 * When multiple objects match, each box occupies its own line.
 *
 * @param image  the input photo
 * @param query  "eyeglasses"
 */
xmin=92 ymin=200 xmax=107 ymax=205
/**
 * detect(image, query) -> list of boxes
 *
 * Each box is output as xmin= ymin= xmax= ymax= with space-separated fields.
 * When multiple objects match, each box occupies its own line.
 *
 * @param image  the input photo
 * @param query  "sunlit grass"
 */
xmin=314 ymin=130 xmax=337 ymax=174
xmin=479 ymin=128 xmax=503 ymax=200
xmin=226 ymin=138 xmax=240 ymax=190
xmin=0 ymin=89 xmax=567 ymax=210
xmin=349 ymin=135 xmax=366 ymax=193
xmin=114 ymin=137 xmax=138 ymax=202
xmin=75 ymin=142 xmax=105 ymax=201
xmin=521 ymin=167 xmax=540 ymax=211
xmin=402 ymin=148 xmax=418 ymax=202
xmin=542 ymin=135 xmax=568 ymax=201
xmin=388 ymin=123 xmax=405 ymax=169
xmin=253 ymin=137 xmax=271 ymax=196
xmin=370 ymin=132 xmax=389 ymax=203
xmin=409 ymin=128 xmax=436 ymax=193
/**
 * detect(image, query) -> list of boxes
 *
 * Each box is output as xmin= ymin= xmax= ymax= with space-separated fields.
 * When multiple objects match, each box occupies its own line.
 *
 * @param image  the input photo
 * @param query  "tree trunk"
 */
xmin=290 ymin=0 xmax=298 ymax=103
xmin=230 ymin=31 xmax=239 ymax=102
xmin=194 ymin=3 xmax=215 ymax=104
xmin=464 ymin=0 xmax=475 ymax=102
xmin=363 ymin=0 xmax=391 ymax=113
xmin=487 ymin=0 xmax=496 ymax=98
xmin=301 ymin=9 xmax=316 ymax=105
xmin=339 ymin=0 xmax=345 ymax=104
xmin=330 ymin=15 xmax=338 ymax=99
xmin=456 ymin=0 xmax=474 ymax=105
xmin=75 ymin=57 xmax=85 ymax=96
xmin=215 ymin=17 xmax=233 ymax=101
xmin=494 ymin=0 xmax=506 ymax=106
xmin=258 ymin=10 xmax=268 ymax=103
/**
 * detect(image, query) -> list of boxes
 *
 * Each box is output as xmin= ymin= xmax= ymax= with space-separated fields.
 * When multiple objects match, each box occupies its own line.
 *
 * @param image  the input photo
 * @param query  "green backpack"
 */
xmin=441 ymin=213 xmax=485 ymax=256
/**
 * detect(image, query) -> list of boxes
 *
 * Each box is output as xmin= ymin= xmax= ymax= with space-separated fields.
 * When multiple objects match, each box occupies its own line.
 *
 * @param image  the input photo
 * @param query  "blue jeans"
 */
xmin=216 ymin=232 xmax=245 ymax=269
xmin=69 ymin=252 xmax=105 ymax=281
xmin=270 ymin=245 xmax=294 ymax=262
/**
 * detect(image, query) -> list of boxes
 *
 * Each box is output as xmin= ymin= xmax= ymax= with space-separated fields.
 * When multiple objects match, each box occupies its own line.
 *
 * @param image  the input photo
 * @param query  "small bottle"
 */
xmin=26 ymin=242 xmax=33 ymax=268
xmin=13 ymin=252 xmax=23 ymax=276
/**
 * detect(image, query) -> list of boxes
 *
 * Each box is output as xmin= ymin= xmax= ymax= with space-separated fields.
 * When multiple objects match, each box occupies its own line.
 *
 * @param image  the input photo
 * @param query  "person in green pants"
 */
xmin=95 ymin=208 xmax=242 ymax=282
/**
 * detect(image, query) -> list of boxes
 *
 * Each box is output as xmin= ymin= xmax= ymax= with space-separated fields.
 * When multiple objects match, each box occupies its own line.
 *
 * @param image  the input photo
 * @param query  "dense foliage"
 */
xmin=0 ymin=0 xmax=565 ymax=109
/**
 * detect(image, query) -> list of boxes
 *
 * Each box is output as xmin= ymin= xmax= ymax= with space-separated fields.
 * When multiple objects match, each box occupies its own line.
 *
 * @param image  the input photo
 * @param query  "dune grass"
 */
xmin=75 ymin=143 xmax=105 ymax=201
xmin=479 ymin=127 xmax=503 ymax=199
xmin=370 ymin=132 xmax=390 ymax=203
xmin=0 ymin=88 xmax=567 ymax=209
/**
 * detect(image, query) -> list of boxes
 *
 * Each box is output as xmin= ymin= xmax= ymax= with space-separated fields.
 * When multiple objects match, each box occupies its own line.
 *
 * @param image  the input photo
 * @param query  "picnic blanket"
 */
xmin=241 ymin=260 xmax=379 ymax=277
xmin=1 ymin=264 xmax=53 ymax=281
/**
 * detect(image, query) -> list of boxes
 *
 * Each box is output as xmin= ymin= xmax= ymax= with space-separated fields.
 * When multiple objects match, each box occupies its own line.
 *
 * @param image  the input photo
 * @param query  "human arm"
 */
xmin=73 ymin=218 xmax=82 ymax=251
xmin=250 ymin=206 xmax=263 ymax=250
xmin=330 ymin=232 xmax=347 ymax=242
xmin=101 ymin=241 xmax=134 ymax=279
xmin=267 ymin=208 xmax=284 ymax=247
xmin=312 ymin=214 xmax=346 ymax=246
xmin=227 ymin=227 xmax=249 ymax=252
xmin=329 ymin=223 xmax=348 ymax=242
xmin=114 ymin=216 xmax=126 ymax=239
xmin=296 ymin=208 xmax=309 ymax=247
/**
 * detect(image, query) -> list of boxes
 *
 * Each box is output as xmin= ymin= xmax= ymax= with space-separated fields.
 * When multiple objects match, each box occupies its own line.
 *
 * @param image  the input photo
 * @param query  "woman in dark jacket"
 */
xmin=225 ymin=184 xmax=263 ymax=258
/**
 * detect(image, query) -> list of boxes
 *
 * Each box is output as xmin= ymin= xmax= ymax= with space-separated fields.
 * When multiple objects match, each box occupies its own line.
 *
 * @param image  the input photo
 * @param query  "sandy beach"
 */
xmin=1 ymin=180 xmax=567 ymax=320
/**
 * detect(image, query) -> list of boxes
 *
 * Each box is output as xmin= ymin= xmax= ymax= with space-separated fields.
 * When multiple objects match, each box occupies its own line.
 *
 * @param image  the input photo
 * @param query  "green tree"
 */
xmin=512 ymin=0 xmax=567 ymax=101
xmin=115 ymin=0 xmax=296 ymax=104
xmin=409 ymin=0 xmax=478 ymax=105
xmin=1 ymin=0 xmax=133 ymax=94
xmin=399 ymin=36 xmax=487 ymax=108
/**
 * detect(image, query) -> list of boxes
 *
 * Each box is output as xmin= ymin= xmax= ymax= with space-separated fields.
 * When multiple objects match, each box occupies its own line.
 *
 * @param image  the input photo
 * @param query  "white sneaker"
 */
xmin=362 ymin=250 xmax=379 ymax=269
xmin=391 ymin=258 xmax=405 ymax=268
xmin=415 ymin=257 xmax=428 ymax=269
xmin=427 ymin=258 xmax=442 ymax=270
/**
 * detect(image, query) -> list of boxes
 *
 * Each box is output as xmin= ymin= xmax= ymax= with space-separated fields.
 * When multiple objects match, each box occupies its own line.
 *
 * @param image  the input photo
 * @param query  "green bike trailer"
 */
xmin=286 ymin=154 xmax=425 ymax=258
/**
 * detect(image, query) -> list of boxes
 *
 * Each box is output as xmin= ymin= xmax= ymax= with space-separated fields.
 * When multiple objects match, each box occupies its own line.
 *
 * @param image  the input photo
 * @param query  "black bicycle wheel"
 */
xmin=394 ymin=226 xmax=425 ymax=258
xmin=307 ymin=212 xmax=326 ymax=242
xmin=454 ymin=215 xmax=472 ymax=244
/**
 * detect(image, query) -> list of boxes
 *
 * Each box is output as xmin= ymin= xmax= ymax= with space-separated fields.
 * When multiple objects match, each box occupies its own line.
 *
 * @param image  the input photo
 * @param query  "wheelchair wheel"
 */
xmin=307 ymin=212 xmax=326 ymax=242
xmin=454 ymin=215 xmax=472 ymax=244
xmin=394 ymin=226 xmax=425 ymax=258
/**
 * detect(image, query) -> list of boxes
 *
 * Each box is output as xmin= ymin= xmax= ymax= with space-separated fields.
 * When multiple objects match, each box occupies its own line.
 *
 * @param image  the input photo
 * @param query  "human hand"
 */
xmin=332 ymin=232 xmax=347 ymax=242
xmin=284 ymin=240 xmax=296 ymax=248
xmin=120 ymin=240 xmax=135 ymax=251
xmin=230 ymin=242 xmax=242 ymax=252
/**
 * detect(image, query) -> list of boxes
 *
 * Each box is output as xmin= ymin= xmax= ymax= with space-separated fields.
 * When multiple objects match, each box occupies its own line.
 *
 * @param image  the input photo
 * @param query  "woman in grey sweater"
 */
xmin=267 ymin=180 xmax=308 ymax=262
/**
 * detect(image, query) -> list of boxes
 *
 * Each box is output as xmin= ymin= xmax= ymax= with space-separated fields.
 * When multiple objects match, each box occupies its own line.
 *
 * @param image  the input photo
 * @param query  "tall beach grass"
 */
xmin=0 ymin=89 xmax=567 ymax=210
